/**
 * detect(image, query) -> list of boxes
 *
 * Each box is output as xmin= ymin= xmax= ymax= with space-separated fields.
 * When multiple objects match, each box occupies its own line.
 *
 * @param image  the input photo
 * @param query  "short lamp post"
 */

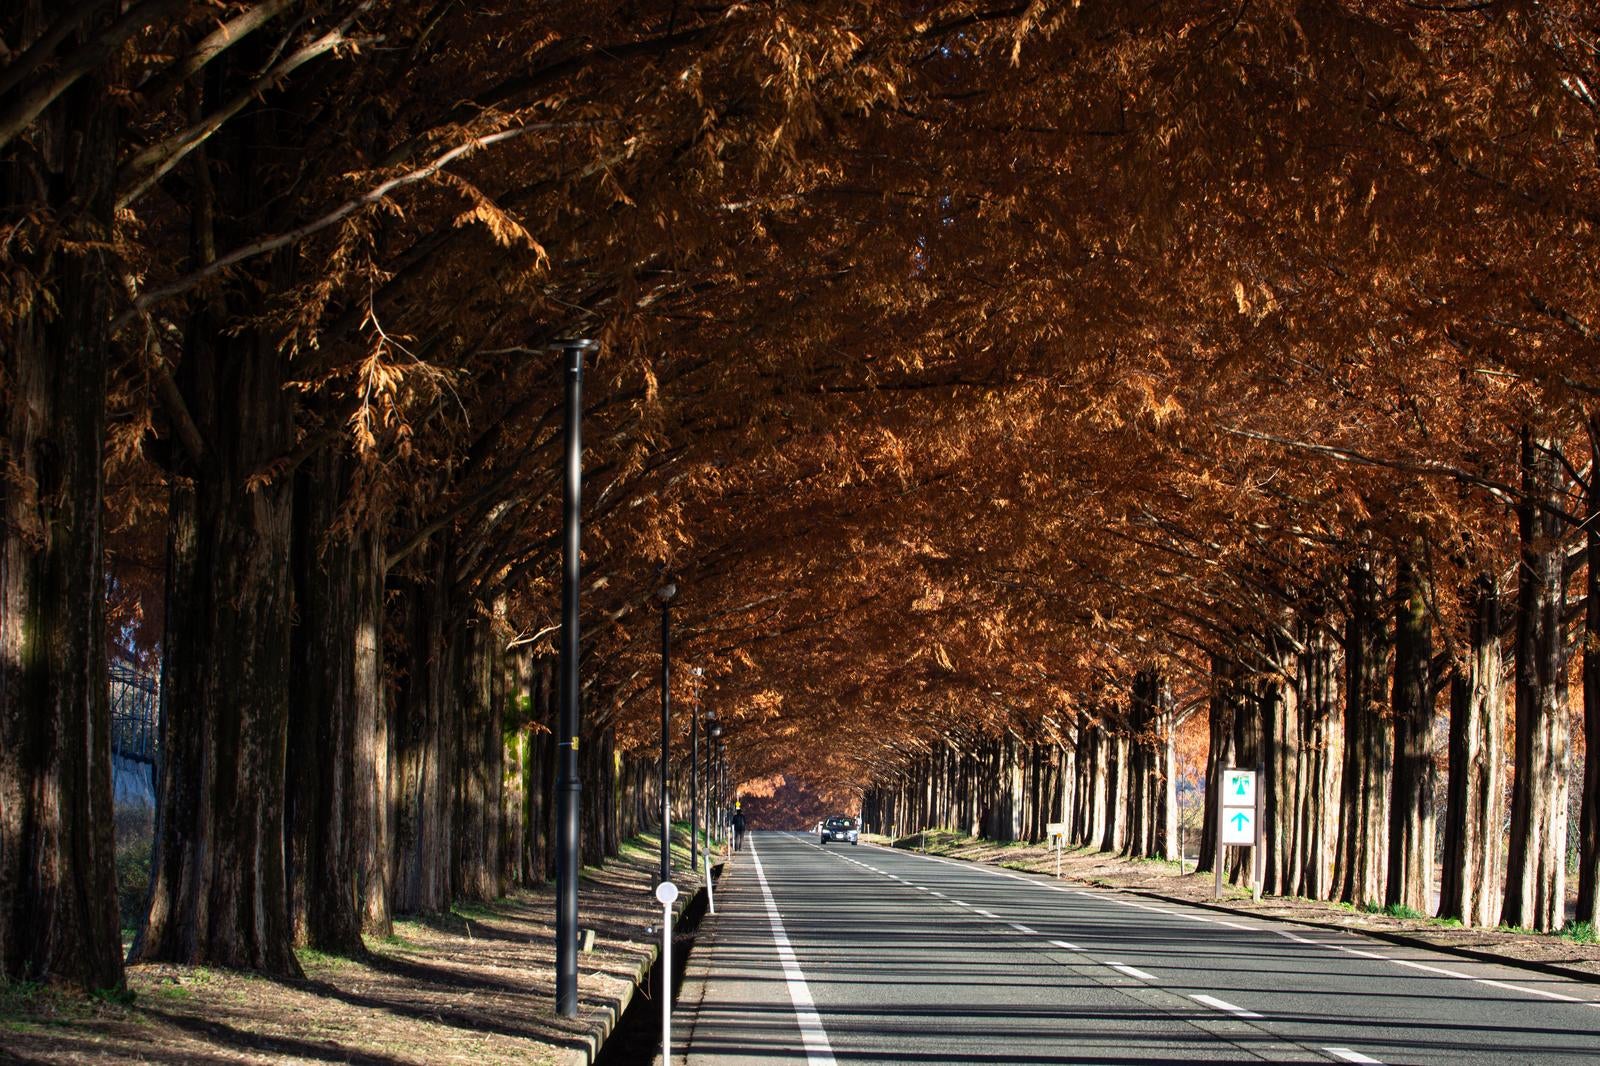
xmin=656 ymin=577 xmax=677 ymax=885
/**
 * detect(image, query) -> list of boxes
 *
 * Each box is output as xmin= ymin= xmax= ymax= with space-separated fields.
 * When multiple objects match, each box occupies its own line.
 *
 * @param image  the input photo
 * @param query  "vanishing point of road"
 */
xmin=674 ymin=832 xmax=1600 ymax=1064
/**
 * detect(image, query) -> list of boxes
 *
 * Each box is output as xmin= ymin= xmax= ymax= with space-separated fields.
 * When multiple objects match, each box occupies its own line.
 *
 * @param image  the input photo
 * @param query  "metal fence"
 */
xmin=110 ymin=659 xmax=159 ymax=764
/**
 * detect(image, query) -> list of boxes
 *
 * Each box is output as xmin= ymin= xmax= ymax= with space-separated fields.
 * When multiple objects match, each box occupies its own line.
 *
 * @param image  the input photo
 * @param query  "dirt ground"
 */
xmin=2 ymin=832 xmax=708 ymax=1065
xmin=880 ymin=831 xmax=1600 ymax=982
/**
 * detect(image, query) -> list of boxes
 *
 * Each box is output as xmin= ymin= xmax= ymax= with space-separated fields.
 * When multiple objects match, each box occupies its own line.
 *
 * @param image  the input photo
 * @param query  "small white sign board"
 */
xmin=1046 ymin=822 xmax=1068 ymax=840
xmin=1220 ymin=807 xmax=1256 ymax=846
xmin=1222 ymin=769 xmax=1256 ymax=809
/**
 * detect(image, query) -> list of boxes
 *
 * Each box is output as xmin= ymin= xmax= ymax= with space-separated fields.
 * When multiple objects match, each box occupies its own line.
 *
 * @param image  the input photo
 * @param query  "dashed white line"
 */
xmin=975 ymin=909 xmax=1000 ymax=919
xmin=1049 ymin=939 xmax=1082 ymax=951
xmin=1106 ymin=962 xmax=1157 ymax=981
xmin=1323 ymin=1049 xmax=1382 ymax=1064
xmin=750 ymin=838 xmax=837 ymax=1064
xmin=1008 ymin=922 xmax=1039 ymax=936
xmin=1191 ymin=994 xmax=1261 ymax=1019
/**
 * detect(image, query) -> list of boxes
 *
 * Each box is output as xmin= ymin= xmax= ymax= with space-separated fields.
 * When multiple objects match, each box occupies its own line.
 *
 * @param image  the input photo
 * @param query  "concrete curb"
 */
xmin=561 ymin=880 xmax=703 ymax=1065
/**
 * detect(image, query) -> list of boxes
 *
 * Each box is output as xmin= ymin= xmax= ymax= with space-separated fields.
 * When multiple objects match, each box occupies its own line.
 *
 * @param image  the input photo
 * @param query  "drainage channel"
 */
xmin=594 ymin=864 xmax=720 ymax=1064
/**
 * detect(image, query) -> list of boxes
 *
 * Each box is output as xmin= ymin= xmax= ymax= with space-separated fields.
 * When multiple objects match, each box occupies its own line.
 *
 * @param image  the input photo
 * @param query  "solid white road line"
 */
xmin=1190 ymin=994 xmax=1262 ymax=1020
xmin=1323 ymin=1049 xmax=1383 ymax=1064
xmin=750 ymin=838 xmax=838 ymax=1065
xmin=867 ymin=842 xmax=1600 ymax=1008
xmin=1106 ymin=962 xmax=1157 ymax=981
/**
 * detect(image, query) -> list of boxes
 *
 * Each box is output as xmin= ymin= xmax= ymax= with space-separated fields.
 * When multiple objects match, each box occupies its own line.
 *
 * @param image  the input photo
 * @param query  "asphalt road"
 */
xmin=673 ymin=831 xmax=1600 ymax=1065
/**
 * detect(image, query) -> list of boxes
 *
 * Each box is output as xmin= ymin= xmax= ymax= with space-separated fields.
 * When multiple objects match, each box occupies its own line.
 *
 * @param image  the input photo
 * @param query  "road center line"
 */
xmin=1323 ymin=1049 xmax=1383 ymax=1064
xmin=750 ymin=838 xmax=837 ymax=1065
xmin=1190 ymin=994 xmax=1262 ymax=1019
xmin=1049 ymin=939 xmax=1082 ymax=951
xmin=1107 ymin=962 xmax=1157 ymax=981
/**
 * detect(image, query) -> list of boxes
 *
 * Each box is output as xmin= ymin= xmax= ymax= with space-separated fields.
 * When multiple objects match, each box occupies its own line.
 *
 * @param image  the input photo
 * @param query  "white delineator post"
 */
xmin=656 ymin=880 xmax=679 ymax=1064
xmin=705 ymin=853 xmax=715 ymax=914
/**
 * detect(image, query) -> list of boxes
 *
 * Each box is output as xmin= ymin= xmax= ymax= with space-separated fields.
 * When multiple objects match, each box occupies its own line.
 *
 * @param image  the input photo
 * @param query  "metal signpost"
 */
xmin=1047 ymin=821 xmax=1068 ymax=879
xmin=1214 ymin=767 xmax=1262 ymax=902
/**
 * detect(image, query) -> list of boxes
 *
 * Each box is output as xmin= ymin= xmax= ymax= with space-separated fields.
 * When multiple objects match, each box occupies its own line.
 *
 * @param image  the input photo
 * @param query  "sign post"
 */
xmin=1214 ymin=768 xmax=1260 ymax=900
xmin=1047 ymin=822 xmax=1068 ymax=879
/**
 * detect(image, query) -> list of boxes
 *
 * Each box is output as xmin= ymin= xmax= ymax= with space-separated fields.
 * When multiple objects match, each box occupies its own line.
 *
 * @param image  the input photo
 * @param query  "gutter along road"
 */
xmin=675 ymin=832 xmax=1600 ymax=1064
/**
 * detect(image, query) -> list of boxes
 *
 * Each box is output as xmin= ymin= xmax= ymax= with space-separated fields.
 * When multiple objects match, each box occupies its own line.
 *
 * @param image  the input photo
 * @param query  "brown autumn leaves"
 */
xmin=7 ymin=0 xmax=1600 ymax=915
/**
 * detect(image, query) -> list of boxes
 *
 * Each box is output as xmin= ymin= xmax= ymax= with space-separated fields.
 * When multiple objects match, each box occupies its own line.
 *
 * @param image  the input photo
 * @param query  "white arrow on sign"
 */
xmin=1221 ymin=807 xmax=1256 ymax=846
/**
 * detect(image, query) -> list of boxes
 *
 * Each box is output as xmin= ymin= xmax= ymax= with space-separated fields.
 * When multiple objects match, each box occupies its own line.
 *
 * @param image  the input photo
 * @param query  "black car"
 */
xmin=819 ymin=815 xmax=859 ymax=845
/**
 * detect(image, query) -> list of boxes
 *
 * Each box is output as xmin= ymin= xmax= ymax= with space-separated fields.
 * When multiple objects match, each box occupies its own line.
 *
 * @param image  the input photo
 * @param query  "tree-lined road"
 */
xmin=676 ymin=833 xmax=1600 ymax=1064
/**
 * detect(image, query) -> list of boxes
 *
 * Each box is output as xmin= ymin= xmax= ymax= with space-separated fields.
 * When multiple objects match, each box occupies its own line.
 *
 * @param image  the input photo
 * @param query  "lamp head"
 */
xmin=656 ymin=581 xmax=678 ymax=604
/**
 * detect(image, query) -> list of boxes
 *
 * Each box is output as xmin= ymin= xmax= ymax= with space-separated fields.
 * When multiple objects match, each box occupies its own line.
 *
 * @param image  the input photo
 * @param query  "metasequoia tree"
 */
xmin=7 ymin=0 xmax=1600 ymax=988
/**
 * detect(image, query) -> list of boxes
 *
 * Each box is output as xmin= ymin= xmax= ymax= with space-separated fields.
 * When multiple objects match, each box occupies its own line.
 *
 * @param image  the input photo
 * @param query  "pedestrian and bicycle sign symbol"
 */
xmin=1219 ymin=769 xmax=1258 ymax=846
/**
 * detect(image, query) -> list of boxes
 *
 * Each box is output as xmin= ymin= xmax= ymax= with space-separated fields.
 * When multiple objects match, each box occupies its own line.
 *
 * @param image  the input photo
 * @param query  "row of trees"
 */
xmin=4 ymin=1 xmax=1599 ymax=996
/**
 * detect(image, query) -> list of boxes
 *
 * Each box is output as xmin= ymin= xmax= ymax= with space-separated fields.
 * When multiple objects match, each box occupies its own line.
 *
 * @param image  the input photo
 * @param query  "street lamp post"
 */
xmin=707 ymin=716 xmax=723 ymax=846
xmin=551 ymin=337 xmax=596 ymax=1019
xmin=690 ymin=667 xmax=703 ymax=873
xmin=656 ymin=578 xmax=677 ymax=885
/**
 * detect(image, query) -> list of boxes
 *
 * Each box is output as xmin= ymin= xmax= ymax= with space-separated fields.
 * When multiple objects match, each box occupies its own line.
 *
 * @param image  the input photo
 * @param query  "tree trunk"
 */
xmin=1503 ymin=427 xmax=1573 ymax=932
xmin=454 ymin=618 xmax=503 ymax=901
xmin=1386 ymin=551 xmax=1436 ymax=915
xmin=285 ymin=448 xmax=365 ymax=955
xmin=134 ymin=320 xmax=300 ymax=977
xmin=353 ymin=524 xmax=390 ymax=935
xmin=1335 ymin=558 xmax=1391 ymax=907
xmin=1580 ymin=416 xmax=1600 ymax=925
xmin=1439 ymin=574 xmax=1504 ymax=927
xmin=0 ymin=3 xmax=122 ymax=986
xmin=391 ymin=556 xmax=457 ymax=914
xmin=1198 ymin=655 xmax=1238 ymax=875
xmin=1296 ymin=612 xmax=1341 ymax=900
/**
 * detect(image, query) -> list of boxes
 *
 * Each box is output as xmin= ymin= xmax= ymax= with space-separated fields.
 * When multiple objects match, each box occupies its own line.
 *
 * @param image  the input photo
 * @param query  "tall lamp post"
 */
xmin=552 ymin=337 xmax=596 ymax=1019
xmin=656 ymin=577 xmax=677 ymax=885
xmin=689 ymin=666 xmax=703 ymax=873
xmin=704 ymin=710 xmax=720 ymax=852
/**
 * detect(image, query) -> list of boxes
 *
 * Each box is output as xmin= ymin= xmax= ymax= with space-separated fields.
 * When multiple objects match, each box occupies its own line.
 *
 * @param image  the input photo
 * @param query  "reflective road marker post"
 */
xmin=656 ymin=880 xmax=679 ymax=1064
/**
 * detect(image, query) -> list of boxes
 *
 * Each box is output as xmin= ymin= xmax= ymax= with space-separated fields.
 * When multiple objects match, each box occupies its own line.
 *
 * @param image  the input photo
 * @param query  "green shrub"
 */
xmin=1557 ymin=920 xmax=1597 ymax=944
xmin=114 ymin=807 xmax=155 ymax=937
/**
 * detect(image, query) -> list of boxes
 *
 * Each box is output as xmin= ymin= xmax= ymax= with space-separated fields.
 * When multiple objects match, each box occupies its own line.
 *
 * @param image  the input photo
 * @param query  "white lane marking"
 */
xmin=750 ymin=838 xmax=837 ymax=1065
xmin=1269 ymin=928 xmax=1591 ymax=1004
xmin=953 ymin=900 xmax=972 ymax=908
xmin=1009 ymin=922 xmax=1039 ymax=935
xmin=1106 ymin=962 xmax=1157 ymax=981
xmin=1050 ymin=939 xmax=1082 ymax=951
xmin=1323 ymin=1049 xmax=1382 ymax=1064
xmin=1191 ymin=994 xmax=1262 ymax=1019
xmin=868 ymin=843 xmax=1600 ymax=1008
xmin=975 ymin=909 xmax=1000 ymax=919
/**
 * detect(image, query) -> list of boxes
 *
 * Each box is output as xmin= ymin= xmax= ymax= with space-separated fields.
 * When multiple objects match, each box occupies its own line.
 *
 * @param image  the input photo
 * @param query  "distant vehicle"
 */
xmin=819 ymin=815 xmax=859 ymax=845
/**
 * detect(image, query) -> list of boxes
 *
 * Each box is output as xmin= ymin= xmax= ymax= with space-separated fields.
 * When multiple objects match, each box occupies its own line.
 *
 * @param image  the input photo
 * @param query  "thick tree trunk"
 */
xmin=285 ymin=449 xmax=365 ymax=955
xmin=134 ymin=323 xmax=300 ymax=977
xmin=1386 ymin=552 xmax=1436 ymax=914
xmin=353 ymin=524 xmax=390 ymax=936
xmin=1297 ymin=615 xmax=1341 ymax=900
xmin=1260 ymin=634 xmax=1299 ymax=896
xmin=1335 ymin=558 xmax=1391 ymax=907
xmin=0 ymin=4 xmax=122 ymax=986
xmin=454 ymin=619 xmax=503 ymax=901
xmin=1580 ymin=417 xmax=1600 ymax=925
xmin=1502 ymin=427 xmax=1573 ymax=932
xmin=391 ymin=557 xmax=458 ymax=914
xmin=1439 ymin=574 xmax=1504 ymax=927
xmin=1100 ymin=728 xmax=1127 ymax=853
